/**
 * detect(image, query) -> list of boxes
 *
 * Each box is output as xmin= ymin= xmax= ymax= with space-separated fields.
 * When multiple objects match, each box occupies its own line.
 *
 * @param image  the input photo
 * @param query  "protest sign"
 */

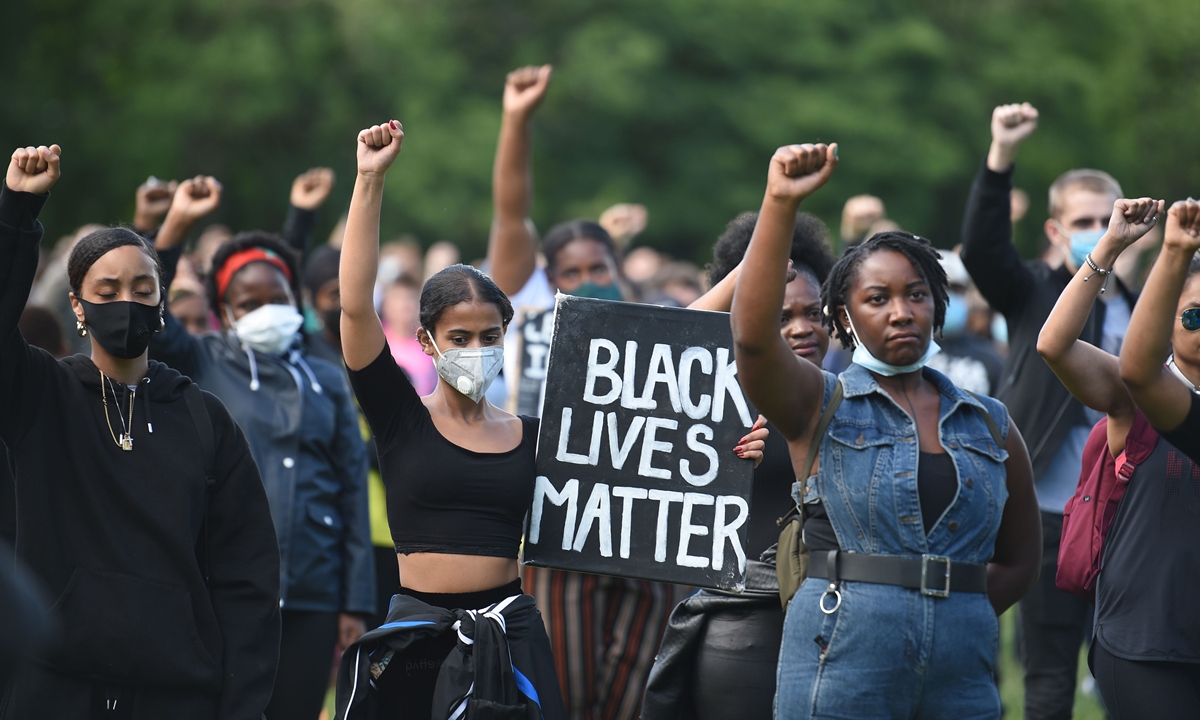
xmin=524 ymin=295 xmax=757 ymax=591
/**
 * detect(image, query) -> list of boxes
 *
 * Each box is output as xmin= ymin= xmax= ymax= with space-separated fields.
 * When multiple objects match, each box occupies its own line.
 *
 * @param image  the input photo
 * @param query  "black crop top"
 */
xmin=348 ymin=344 xmax=539 ymax=558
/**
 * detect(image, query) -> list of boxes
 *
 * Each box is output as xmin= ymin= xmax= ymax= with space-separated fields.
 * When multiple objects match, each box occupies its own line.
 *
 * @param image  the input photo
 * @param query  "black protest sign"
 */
xmin=524 ymin=295 xmax=757 ymax=591
xmin=508 ymin=307 xmax=555 ymax=417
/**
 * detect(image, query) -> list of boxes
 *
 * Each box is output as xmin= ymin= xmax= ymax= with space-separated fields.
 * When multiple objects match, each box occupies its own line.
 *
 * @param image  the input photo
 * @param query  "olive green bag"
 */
xmin=776 ymin=379 xmax=843 ymax=609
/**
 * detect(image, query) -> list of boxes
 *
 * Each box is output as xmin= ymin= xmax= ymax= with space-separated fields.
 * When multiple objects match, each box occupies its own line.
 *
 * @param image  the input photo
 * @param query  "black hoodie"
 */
xmin=0 ymin=186 xmax=281 ymax=719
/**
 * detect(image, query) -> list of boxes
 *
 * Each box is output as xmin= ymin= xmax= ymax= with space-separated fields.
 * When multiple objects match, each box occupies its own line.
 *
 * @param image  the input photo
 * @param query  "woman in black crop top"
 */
xmin=336 ymin=120 xmax=566 ymax=719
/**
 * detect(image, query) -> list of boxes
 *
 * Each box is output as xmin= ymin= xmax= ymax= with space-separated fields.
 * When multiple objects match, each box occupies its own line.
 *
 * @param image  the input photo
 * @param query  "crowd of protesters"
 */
xmin=2 ymin=63 xmax=1199 ymax=720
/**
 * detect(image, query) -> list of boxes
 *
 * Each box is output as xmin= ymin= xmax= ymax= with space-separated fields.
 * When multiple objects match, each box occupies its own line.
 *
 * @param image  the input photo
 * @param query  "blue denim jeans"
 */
xmin=776 ymin=580 xmax=1001 ymax=719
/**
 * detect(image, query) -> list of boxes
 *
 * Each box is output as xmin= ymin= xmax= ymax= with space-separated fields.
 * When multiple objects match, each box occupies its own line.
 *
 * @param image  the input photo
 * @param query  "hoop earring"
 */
xmin=76 ymin=321 xmax=88 ymax=338
xmin=156 ymin=315 xmax=166 ymax=334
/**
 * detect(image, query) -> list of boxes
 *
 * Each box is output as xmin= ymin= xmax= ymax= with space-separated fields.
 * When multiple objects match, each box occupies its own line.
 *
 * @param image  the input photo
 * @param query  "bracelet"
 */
xmin=1083 ymin=252 xmax=1113 ymax=294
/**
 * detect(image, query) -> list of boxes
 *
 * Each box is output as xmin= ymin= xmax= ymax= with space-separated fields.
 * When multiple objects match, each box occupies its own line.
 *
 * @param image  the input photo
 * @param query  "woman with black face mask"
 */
xmin=0 ymin=146 xmax=281 ymax=719
xmin=148 ymin=183 xmax=375 ymax=720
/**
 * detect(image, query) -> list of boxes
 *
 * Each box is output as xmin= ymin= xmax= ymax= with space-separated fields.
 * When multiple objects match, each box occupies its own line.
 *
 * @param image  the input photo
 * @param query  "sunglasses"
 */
xmin=1183 ymin=308 xmax=1200 ymax=332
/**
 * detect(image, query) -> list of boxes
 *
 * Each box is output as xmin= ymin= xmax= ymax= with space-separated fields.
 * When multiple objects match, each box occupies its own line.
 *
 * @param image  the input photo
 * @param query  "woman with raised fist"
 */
xmin=0 ymin=145 xmax=280 ymax=718
xmin=148 ymin=178 xmax=374 ymax=720
xmin=1097 ymin=198 xmax=1200 ymax=718
xmin=642 ymin=210 xmax=837 ymax=720
xmin=730 ymin=142 xmax=1040 ymax=718
xmin=332 ymin=119 xmax=568 ymax=720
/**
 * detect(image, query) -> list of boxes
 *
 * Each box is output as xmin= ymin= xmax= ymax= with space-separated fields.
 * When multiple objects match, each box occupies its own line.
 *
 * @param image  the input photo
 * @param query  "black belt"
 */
xmin=808 ymin=550 xmax=987 ymax=599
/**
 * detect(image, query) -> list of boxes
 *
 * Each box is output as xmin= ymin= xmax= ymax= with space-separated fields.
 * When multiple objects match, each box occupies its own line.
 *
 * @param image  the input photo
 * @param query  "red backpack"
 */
xmin=1056 ymin=411 xmax=1159 ymax=601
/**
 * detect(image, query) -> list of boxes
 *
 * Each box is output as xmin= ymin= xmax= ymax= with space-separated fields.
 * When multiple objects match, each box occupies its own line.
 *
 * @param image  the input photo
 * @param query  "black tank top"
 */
xmin=348 ymin=344 xmax=538 ymax=558
xmin=804 ymin=450 xmax=957 ymax=550
xmin=1096 ymin=437 xmax=1200 ymax=661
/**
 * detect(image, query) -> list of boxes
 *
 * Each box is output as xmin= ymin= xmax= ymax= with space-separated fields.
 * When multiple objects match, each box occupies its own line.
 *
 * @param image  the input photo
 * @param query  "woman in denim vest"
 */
xmin=730 ymin=142 xmax=1041 ymax=719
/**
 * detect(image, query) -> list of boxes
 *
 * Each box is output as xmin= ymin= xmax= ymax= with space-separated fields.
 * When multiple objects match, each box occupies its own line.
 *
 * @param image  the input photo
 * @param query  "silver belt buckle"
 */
xmin=920 ymin=554 xmax=951 ymax=598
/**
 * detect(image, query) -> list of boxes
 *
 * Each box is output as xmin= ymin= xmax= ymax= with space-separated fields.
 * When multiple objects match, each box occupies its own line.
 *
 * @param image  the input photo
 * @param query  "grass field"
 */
xmin=998 ymin=609 xmax=1105 ymax=719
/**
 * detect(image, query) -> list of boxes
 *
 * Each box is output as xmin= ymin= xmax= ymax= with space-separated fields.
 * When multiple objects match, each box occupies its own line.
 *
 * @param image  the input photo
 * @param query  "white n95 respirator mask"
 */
xmin=429 ymin=337 xmax=504 ymax=403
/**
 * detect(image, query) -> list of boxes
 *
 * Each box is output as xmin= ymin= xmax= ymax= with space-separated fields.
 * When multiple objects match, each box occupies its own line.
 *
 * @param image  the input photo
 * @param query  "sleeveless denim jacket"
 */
xmin=799 ymin=363 xmax=1011 ymax=563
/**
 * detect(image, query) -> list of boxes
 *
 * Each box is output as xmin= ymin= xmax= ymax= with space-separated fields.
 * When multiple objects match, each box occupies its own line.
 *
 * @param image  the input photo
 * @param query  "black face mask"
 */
xmin=320 ymin=307 xmax=341 ymax=338
xmin=78 ymin=298 xmax=162 ymax=359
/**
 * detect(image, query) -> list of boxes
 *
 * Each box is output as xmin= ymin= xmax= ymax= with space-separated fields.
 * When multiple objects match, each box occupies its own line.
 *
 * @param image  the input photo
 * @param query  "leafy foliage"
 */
xmin=2 ymin=0 xmax=1197 ymax=261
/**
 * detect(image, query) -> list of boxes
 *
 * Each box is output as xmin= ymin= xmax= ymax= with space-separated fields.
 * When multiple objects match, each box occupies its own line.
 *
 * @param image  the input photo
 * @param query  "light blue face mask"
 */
xmin=991 ymin=314 xmax=1009 ymax=345
xmin=1064 ymin=227 xmax=1106 ymax=269
xmin=845 ymin=313 xmax=941 ymax=376
xmin=942 ymin=291 xmax=969 ymax=337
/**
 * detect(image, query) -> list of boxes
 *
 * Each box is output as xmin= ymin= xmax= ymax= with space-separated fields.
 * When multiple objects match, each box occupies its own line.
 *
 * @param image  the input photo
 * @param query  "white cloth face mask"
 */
xmin=229 ymin=303 xmax=304 ymax=356
xmin=429 ymin=337 xmax=504 ymax=403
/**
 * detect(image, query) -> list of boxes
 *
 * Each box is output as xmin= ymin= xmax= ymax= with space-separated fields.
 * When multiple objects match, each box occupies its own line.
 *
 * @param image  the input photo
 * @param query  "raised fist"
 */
xmin=357 ymin=121 xmax=404 ymax=177
xmin=766 ymin=143 xmax=838 ymax=205
xmin=167 ymin=176 xmax=223 ymax=224
xmin=6 ymin=145 xmax=61 ymax=195
xmin=1164 ymin=199 xmax=1200 ymax=254
xmin=991 ymin=103 xmax=1039 ymax=148
xmin=290 ymin=167 xmax=336 ymax=211
xmin=1105 ymin=197 xmax=1164 ymax=248
xmin=503 ymin=65 xmax=552 ymax=118
xmin=134 ymin=176 xmax=179 ymax=232
xmin=599 ymin=203 xmax=648 ymax=246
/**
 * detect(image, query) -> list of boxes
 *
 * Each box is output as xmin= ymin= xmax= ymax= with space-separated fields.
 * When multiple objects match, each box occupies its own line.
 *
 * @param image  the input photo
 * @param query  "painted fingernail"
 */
xmin=734 ymin=446 xmax=743 ymax=453
xmin=389 ymin=120 xmax=398 ymax=130
xmin=833 ymin=145 xmax=839 ymax=159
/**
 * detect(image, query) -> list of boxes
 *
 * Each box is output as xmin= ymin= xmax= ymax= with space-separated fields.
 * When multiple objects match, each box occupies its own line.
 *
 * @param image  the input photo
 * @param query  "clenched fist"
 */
xmin=7 ymin=145 xmax=61 ymax=195
xmin=766 ymin=143 xmax=838 ymax=206
xmin=169 ymin=176 xmax=223 ymax=224
xmin=357 ymin=121 xmax=404 ymax=177
xmin=503 ymin=65 xmax=552 ymax=119
xmin=134 ymin=176 xmax=179 ymax=233
xmin=290 ymin=167 xmax=336 ymax=211
xmin=987 ymin=103 xmax=1039 ymax=172
xmin=1164 ymin=199 xmax=1200 ymax=255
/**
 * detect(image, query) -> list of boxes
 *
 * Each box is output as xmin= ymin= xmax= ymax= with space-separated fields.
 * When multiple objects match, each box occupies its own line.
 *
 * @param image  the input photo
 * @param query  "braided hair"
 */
xmin=67 ymin=227 xmax=164 ymax=299
xmin=205 ymin=231 xmax=303 ymax=316
xmin=708 ymin=211 xmax=836 ymax=287
xmin=821 ymin=231 xmax=948 ymax=349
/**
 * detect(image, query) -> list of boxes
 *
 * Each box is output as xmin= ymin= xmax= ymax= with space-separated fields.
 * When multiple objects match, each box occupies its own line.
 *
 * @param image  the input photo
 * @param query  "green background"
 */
xmin=3 ymin=0 xmax=1198 ymax=262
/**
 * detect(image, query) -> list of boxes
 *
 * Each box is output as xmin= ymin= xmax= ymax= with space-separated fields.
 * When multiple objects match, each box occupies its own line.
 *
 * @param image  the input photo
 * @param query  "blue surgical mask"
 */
xmin=991 ymin=314 xmax=1009 ymax=345
xmin=845 ymin=314 xmax=941 ymax=376
xmin=569 ymin=282 xmax=622 ymax=301
xmin=1064 ymin=227 xmax=1106 ymax=269
xmin=942 ymin=292 xmax=969 ymax=337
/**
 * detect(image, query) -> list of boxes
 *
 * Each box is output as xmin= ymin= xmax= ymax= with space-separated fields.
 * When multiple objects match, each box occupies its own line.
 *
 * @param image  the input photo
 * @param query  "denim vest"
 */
xmin=801 ymin=363 xmax=1011 ymax=564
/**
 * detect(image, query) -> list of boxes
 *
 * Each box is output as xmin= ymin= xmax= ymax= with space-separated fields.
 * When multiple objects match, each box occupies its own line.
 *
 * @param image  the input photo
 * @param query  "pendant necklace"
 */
xmin=100 ymin=370 xmax=136 ymax=451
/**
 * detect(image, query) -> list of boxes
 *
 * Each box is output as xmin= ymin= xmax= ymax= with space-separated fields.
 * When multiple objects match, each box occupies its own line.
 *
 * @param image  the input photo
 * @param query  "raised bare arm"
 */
xmin=340 ymin=121 xmax=404 ymax=371
xmin=1120 ymin=199 xmax=1200 ymax=431
xmin=730 ymin=143 xmax=837 ymax=441
xmin=487 ymin=65 xmax=551 ymax=296
xmin=1036 ymin=197 xmax=1162 ymax=451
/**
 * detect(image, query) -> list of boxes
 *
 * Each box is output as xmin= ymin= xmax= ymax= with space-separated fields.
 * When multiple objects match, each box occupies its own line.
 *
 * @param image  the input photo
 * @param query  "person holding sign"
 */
xmin=641 ymin=210 xmax=837 ymax=720
xmin=335 ymin=119 xmax=567 ymax=719
xmin=488 ymin=65 xmax=759 ymax=720
xmin=730 ymin=142 xmax=1040 ymax=718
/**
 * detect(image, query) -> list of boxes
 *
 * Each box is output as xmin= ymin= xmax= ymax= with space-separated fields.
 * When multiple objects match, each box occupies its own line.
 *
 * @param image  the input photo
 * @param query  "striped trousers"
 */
xmin=524 ymin=566 xmax=684 ymax=720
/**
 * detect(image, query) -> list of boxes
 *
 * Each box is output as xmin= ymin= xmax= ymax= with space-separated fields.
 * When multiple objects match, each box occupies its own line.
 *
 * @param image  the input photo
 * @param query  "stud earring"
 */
xmin=76 ymin=321 xmax=88 ymax=338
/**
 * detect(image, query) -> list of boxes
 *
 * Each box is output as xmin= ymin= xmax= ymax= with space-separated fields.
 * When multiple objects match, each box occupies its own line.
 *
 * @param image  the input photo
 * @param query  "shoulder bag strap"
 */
xmin=800 ymin=378 xmax=844 ymax=481
xmin=966 ymin=391 xmax=1004 ymax=448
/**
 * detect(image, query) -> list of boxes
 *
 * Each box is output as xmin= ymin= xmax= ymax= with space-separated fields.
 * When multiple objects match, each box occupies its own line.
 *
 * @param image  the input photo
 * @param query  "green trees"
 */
xmin=2 ymin=0 xmax=1197 ymax=261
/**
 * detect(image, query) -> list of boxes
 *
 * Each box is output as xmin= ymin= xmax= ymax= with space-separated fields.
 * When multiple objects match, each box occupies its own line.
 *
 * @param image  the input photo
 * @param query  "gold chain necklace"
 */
xmin=100 ymin=370 xmax=136 ymax=451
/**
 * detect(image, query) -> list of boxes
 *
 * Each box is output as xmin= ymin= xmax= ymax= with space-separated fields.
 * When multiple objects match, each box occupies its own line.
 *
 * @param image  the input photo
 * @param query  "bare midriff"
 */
xmin=397 ymin=552 xmax=520 ymax=594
